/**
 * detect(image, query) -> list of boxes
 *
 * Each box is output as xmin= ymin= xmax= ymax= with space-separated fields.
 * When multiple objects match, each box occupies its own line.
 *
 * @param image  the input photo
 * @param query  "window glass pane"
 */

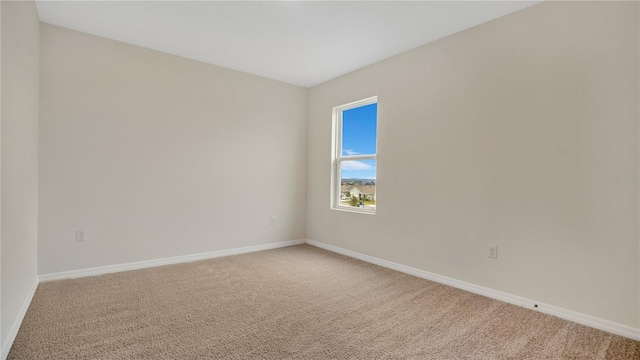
xmin=340 ymin=159 xmax=376 ymax=209
xmin=341 ymin=103 xmax=377 ymax=156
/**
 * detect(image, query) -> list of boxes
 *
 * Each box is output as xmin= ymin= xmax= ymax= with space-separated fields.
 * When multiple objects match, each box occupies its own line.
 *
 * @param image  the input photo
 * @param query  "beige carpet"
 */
xmin=9 ymin=245 xmax=640 ymax=359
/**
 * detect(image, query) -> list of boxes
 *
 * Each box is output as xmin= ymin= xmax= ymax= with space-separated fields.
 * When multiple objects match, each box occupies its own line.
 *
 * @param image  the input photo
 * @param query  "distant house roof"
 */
xmin=358 ymin=185 xmax=375 ymax=195
xmin=340 ymin=184 xmax=375 ymax=195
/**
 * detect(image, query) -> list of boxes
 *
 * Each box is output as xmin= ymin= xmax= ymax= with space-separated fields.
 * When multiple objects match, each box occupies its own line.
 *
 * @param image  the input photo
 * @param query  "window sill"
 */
xmin=331 ymin=205 xmax=376 ymax=215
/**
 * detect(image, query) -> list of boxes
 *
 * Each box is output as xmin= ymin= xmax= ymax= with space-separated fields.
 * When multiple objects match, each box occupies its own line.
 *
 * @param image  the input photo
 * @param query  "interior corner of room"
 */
xmin=1 ymin=0 xmax=639 ymax=358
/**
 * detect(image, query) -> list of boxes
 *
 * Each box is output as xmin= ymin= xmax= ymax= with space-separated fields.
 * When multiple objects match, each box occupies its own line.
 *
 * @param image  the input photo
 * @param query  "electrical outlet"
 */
xmin=75 ymin=230 xmax=86 ymax=242
xmin=269 ymin=216 xmax=276 ymax=226
xmin=488 ymin=245 xmax=498 ymax=259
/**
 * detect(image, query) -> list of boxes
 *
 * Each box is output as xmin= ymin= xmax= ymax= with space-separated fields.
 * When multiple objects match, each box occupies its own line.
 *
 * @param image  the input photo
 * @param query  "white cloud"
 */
xmin=344 ymin=149 xmax=359 ymax=156
xmin=341 ymin=161 xmax=373 ymax=170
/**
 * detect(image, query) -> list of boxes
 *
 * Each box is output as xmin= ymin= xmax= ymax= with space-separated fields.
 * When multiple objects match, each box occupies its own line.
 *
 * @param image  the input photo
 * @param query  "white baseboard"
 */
xmin=305 ymin=239 xmax=640 ymax=341
xmin=2 ymin=277 xmax=39 ymax=360
xmin=39 ymin=239 xmax=306 ymax=282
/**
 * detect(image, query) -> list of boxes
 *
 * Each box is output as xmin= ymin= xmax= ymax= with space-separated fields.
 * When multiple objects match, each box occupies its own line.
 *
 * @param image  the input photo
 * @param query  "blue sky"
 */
xmin=341 ymin=103 xmax=377 ymax=179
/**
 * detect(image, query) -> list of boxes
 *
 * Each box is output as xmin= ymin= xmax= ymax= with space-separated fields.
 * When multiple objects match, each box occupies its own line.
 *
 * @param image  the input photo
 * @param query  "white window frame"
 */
xmin=331 ymin=96 xmax=378 ymax=215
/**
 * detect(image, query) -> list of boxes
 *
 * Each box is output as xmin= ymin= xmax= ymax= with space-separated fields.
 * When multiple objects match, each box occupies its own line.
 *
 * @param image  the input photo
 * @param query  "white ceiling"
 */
xmin=35 ymin=1 xmax=540 ymax=88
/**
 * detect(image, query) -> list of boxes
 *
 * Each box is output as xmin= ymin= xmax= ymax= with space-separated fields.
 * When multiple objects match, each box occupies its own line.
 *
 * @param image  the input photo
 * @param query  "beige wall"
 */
xmin=1 ymin=0 xmax=40 ymax=350
xmin=39 ymin=24 xmax=307 ymax=274
xmin=307 ymin=1 xmax=639 ymax=328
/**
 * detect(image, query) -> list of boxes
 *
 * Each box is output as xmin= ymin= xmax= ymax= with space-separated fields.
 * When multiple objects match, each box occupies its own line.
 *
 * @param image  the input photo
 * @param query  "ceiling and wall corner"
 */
xmin=34 ymin=0 xmax=540 ymax=88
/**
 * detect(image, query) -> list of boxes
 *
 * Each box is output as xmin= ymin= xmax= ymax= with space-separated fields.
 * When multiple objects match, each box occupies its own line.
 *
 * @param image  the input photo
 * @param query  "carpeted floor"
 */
xmin=8 ymin=245 xmax=640 ymax=359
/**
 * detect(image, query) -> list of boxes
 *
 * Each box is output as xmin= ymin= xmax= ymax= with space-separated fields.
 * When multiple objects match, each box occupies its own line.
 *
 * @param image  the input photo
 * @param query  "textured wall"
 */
xmin=307 ymin=1 xmax=639 ymax=328
xmin=39 ymin=24 xmax=307 ymax=274
xmin=1 ymin=0 xmax=40 ymax=351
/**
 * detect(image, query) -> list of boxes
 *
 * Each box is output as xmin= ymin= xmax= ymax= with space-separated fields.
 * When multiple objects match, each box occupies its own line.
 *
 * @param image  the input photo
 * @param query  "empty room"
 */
xmin=1 ymin=0 xmax=639 ymax=358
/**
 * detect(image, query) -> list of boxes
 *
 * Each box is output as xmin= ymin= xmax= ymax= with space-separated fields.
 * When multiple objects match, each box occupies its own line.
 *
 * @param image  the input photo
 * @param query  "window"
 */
xmin=331 ymin=96 xmax=378 ymax=214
